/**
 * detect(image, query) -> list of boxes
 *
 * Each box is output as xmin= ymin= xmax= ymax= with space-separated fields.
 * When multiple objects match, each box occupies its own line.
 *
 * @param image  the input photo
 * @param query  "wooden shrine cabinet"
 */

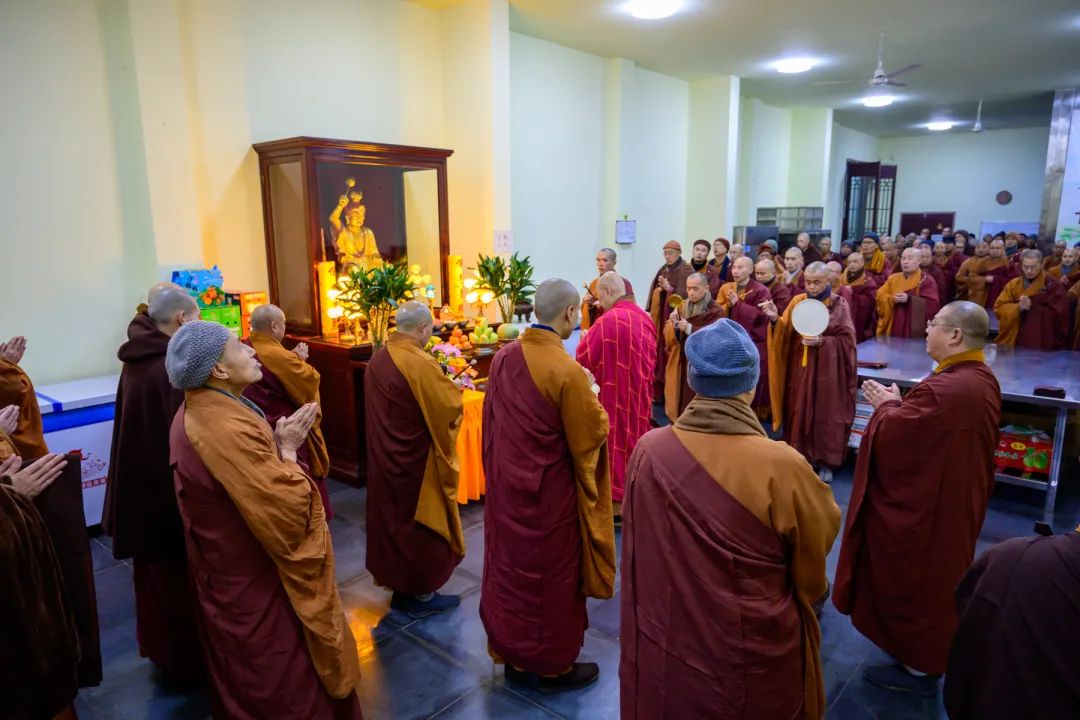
xmin=253 ymin=137 xmax=453 ymax=484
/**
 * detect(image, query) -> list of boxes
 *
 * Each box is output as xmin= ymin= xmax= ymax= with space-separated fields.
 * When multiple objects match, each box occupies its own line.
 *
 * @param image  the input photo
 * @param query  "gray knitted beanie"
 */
xmin=166 ymin=320 xmax=231 ymax=390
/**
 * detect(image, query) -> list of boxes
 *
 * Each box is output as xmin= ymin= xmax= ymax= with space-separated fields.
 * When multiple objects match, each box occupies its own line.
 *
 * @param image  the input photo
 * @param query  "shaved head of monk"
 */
xmin=147 ymin=281 xmax=184 ymax=303
xmin=249 ymin=304 xmax=287 ymax=340
xmin=147 ymin=286 xmax=199 ymax=337
xmin=1063 ymin=245 xmax=1079 ymax=267
xmin=846 ymin=252 xmax=865 ymax=273
xmin=732 ymin=257 xmax=754 ymax=287
xmin=988 ymin=239 xmax=1005 ymax=259
xmin=755 ymin=259 xmax=777 ymax=284
xmin=927 ymin=301 xmax=989 ymax=360
xmin=595 ymin=271 xmax=627 ymax=310
xmin=394 ymin=301 xmax=434 ymax=341
xmin=900 ymin=247 xmax=921 ymax=275
xmin=803 ymin=262 xmax=829 ymax=297
xmin=534 ymin=279 xmax=580 ymax=339
xmin=826 ymin=261 xmax=842 ymax=283
xmin=784 ymin=247 xmax=804 ymax=273
xmin=685 ymin=273 xmax=709 ymax=304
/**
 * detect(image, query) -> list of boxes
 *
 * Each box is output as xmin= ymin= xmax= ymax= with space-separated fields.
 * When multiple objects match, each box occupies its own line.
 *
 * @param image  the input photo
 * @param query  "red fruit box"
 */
xmin=994 ymin=426 xmax=1053 ymax=477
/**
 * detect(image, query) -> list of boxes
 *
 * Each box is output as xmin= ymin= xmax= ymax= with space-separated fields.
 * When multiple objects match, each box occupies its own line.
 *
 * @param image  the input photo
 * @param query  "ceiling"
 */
xmin=507 ymin=0 xmax=1080 ymax=137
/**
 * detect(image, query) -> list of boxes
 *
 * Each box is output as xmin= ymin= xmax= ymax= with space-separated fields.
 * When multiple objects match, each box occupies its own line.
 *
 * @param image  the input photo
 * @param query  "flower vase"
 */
xmin=368 ymin=305 xmax=392 ymax=349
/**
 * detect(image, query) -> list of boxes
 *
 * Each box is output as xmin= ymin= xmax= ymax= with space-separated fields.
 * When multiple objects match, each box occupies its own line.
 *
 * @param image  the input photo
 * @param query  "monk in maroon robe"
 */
xmin=103 ymin=287 xmax=204 ymax=682
xmin=842 ymin=253 xmax=878 ymax=343
xmin=718 ymin=257 xmax=772 ymax=419
xmin=688 ymin=238 xmax=723 ymax=296
xmin=167 ymin=322 xmax=362 ymax=719
xmin=621 ymin=319 xmax=840 ymax=720
xmin=646 ymin=241 xmax=695 ymax=399
xmin=993 ymin=250 xmax=1070 ymax=350
xmin=835 ymin=301 xmax=1001 ymax=695
xmin=875 ymin=248 xmax=941 ymax=339
xmin=662 ymin=273 xmax=726 ymax=422
xmin=765 ymin=263 xmax=857 ymax=484
xmin=945 ymin=526 xmax=1080 ymax=719
xmin=756 ymin=257 xmax=792 ymax=315
xmin=580 ymin=248 xmax=634 ymax=331
xmin=364 ymin=302 xmax=464 ymax=616
xmin=783 ymin=247 xmax=806 ymax=295
xmin=797 ymin=232 xmax=824 ymax=265
xmin=482 ymin=280 xmax=615 ymax=694
xmin=983 ymin=238 xmax=1017 ymax=308
xmin=576 ymin=272 xmax=655 ymax=513
xmin=920 ymin=244 xmax=948 ymax=301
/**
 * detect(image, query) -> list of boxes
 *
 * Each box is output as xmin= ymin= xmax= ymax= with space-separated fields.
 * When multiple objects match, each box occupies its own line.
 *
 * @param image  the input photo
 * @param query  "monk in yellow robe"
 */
xmin=482 ymin=279 xmax=615 ymax=694
xmin=993 ymin=250 xmax=1070 ymax=350
xmin=166 ymin=321 xmax=363 ymax=718
xmin=663 ymin=272 xmax=725 ymax=422
xmin=1048 ymin=245 xmax=1080 ymax=289
xmin=954 ymin=240 xmax=990 ymax=304
xmin=0 ymin=336 xmax=49 ymax=459
xmin=364 ymin=301 xmax=465 ymax=617
xmin=875 ymin=247 xmax=941 ymax=338
xmin=244 ymin=304 xmax=333 ymax=517
xmin=860 ymin=234 xmax=889 ymax=286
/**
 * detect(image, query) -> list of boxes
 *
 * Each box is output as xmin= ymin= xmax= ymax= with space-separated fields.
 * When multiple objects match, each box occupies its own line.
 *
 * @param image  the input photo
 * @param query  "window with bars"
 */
xmin=842 ymin=161 xmax=897 ymax=241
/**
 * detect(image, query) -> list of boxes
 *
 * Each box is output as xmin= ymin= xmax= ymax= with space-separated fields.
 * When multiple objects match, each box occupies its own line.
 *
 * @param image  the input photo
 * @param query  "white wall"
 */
xmin=826 ymin=123 xmax=880 ymax=240
xmin=879 ymin=127 xmax=1050 ymax=234
xmin=735 ymin=98 xmax=792 ymax=226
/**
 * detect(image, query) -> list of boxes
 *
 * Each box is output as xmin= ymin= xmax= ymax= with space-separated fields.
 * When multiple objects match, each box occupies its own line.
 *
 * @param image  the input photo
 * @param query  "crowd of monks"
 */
xmin=1 ymin=229 xmax=1079 ymax=719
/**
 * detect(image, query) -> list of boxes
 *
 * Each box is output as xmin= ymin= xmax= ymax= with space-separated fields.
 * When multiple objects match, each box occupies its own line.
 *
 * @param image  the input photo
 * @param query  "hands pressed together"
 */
xmin=0 ymin=336 xmax=27 ymax=364
xmin=274 ymin=402 xmax=319 ymax=462
xmin=292 ymin=342 xmax=310 ymax=362
xmin=862 ymin=379 xmax=902 ymax=410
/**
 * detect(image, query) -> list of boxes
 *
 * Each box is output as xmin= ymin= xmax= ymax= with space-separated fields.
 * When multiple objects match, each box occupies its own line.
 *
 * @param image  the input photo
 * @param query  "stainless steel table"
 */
xmin=855 ymin=337 xmax=1080 ymax=523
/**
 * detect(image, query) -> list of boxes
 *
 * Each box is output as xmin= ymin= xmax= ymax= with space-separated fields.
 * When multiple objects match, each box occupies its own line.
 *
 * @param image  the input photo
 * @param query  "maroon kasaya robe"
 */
xmin=103 ymin=313 xmax=203 ymax=680
xmin=480 ymin=342 xmax=588 ymax=675
xmin=170 ymin=407 xmax=363 ymax=720
xmin=1014 ymin=278 xmax=1070 ymax=350
xmin=845 ymin=273 xmax=878 ymax=344
xmin=923 ymin=263 xmax=948 ymax=302
xmin=944 ymin=531 xmax=1080 ymax=719
xmin=764 ymin=277 xmax=792 ymax=315
xmin=363 ymin=346 xmax=461 ymax=596
xmin=620 ymin=428 xmax=806 ymax=719
xmin=834 ymin=361 xmax=1001 ymax=674
xmin=985 ymin=260 xmax=1018 ymax=309
xmin=646 ymin=258 xmax=694 ymax=399
xmin=242 ymin=340 xmax=333 ymax=519
xmin=885 ymin=272 xmax=940 ymax=339
xmin=726 ymin=281 xmax=772 ymax=412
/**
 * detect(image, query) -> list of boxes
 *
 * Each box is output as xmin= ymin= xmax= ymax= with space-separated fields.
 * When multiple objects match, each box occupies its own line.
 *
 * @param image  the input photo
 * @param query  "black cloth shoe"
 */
xmin=863 ymin=663 xmax=940 ymax=697
xmin=505 ymin=662 xmax=600 ymax=695
xmin=390 ymin=591 xmax=461 ymax=619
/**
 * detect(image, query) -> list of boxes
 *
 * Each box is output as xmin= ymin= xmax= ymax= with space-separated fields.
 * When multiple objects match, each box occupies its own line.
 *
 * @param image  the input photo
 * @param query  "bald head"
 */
xmin=148 ymin=286 xmax=199 ymax=336
xmin=595 ymin=271 xmax=627 ymax=310
xmin=784 ymin=247 xmax=804 ymax=273
xmin=534 ymin=278 xmax=580 ymax=338
xmin=250 ymin=303 xmax=286 ymax=340
xmin=900 ymin=246 xmax=921 ymax=274
xmin=147 ymin=281 xmax=184 ymax=304
xmin=825 ymin=261 xmax=842 ymax=282
xmin=754 ymin=259 xmax=777 ymax=284
xmin=731 ymin=256 xmax=755 ymax=287
xmin=935 ymin=301 xmax=989 ymax=351
xmin=395 ymin=300 xmax=434 ymax=342
xmin=805 ymin=261 xmax=828 ymax=278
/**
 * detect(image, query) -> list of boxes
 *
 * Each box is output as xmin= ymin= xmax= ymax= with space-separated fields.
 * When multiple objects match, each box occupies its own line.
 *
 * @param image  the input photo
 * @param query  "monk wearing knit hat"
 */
xmin=167 ymin=321 xmax=363 ymax=718
xmin=621 ymin=319 xmax=841 ymax=720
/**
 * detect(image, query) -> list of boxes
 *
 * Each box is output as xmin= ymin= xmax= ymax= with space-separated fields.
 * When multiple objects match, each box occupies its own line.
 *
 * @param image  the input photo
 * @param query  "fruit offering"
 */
xmin=497 ymin=324 xmax=520 ymax=341
xmin=447 ymin=327 xmax=473 ymax=351
xmin=469 ymin=318 xmax=499 ymax=345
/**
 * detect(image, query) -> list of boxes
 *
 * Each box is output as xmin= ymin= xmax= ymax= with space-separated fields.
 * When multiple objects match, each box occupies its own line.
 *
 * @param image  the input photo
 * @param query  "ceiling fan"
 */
xmin=972 ymin=100 xmax=984 ymax=132
xmin=813 ymin=33 xmax=921 ymax=88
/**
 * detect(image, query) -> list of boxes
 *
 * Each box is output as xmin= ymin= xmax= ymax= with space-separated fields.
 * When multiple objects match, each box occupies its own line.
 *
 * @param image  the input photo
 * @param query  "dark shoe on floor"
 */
xmin=390 ymin=591 xmax=461 ymax=619
xmin=505 ymin=662 xmax=600 ymax=695
xmin=863 ymin=663 xmax=939 ymax=697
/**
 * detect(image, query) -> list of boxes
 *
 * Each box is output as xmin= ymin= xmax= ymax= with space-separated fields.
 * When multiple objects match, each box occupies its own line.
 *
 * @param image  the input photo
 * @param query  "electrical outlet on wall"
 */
xmin=494 ymin=230 xmax=513 ymax=255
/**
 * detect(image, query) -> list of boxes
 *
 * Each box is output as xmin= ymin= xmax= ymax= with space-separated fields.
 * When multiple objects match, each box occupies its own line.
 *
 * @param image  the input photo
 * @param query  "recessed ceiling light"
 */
xmin=623 ymin=0 xmax=683 ymax=20
xmin=927 ymin=121 xmax=955 ymax=131
xmin=862 ymin=95 xmax=895 ymax=108
xmin=774 ymin=58 xmax=816 ymax=74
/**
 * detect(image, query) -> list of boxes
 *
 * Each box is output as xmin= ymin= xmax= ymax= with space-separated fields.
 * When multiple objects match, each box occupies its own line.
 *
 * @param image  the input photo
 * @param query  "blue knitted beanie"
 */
xmin=684 ymin=318 xmax=760 ymax=398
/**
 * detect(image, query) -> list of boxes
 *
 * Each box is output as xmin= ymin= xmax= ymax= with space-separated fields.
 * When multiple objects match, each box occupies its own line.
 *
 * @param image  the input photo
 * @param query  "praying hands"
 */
xmin=862 ymin=379 xmax=902 ymax=410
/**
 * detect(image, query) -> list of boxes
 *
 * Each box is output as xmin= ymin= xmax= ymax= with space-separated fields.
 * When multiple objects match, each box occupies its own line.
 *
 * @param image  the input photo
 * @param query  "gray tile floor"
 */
xmin=75 ymin=460 xmax=1080 ymax=720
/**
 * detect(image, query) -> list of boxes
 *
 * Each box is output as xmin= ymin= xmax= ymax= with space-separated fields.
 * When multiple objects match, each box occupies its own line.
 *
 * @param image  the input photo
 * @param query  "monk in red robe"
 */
xmin=646 ymin=241 xmax=695 ymax=399
xmin=576 ymin=272 xmax=655 ymax=515
xmin=993 ymin=249 xmax=1070 ymax=350
xmin=621 ymin=318 xmax=840 ymax=720
xmin=983 ymin=238 xmax=1017 ymax=308
xmin=826 ymin=260 xmax=853 ymax=304
xmin=764 ymin=262 xmax=857 ymax=484
xmin=1048 ymin=244 xmax=1079 ymax=289
xmin=835 ymin=301 xmax=1001 ymax=695
xmin=662 ymin=272 xmax=726 ymax=422
xmin=103 ymin=286 xmax=204 ymax=682
xmin=243 ymin=304 xmax=333 ymax=517
xmin=842 ymin=253 xmax=878 ymax=343
xmin=954 ymin=240 xmax=989 ymax=304
xmin=580 ymin=248 xmax=634 ymax=331
xmin=783 ymin=247 xmax=806 ymax=295
xmin=756 ymin=257 xmax=792 ymax=315
xmin=718 ymin=257 xmax=772 ymax=420
xmin=797 ymin=231 xmax=824 ymax=265
xmin=167 ymin=321 xmax=363 ymax=718
xmin=364 ymin=302 xmax=464 ymax=617
xmin=945 ymin=525 xmax=1080 ymax=719
xmin=875 ymin=247 xmax=941 ymax=339
xmin=861 ymin=235 xmax=890 ymax=286
xmin=920 ymin=244 xmax=948 ymax=301
xmin=708 ymin=237 xmax=733 ymax=283
xmin=481 ymin=279 xmax=615 ymax=694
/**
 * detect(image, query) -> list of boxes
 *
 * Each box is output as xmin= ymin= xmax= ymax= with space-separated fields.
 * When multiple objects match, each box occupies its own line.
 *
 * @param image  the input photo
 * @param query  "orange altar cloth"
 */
xmin=456 ymin=389 xmax=486 ymax=504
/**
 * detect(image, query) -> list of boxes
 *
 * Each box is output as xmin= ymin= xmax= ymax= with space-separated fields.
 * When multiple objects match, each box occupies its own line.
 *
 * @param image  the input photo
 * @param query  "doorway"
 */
xmin=899 ymin=212 xmax=955 ymax=237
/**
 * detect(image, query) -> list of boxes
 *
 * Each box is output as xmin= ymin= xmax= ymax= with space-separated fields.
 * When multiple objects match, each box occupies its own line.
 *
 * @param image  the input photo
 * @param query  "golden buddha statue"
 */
xmin=330 ymin=181 xmax=382 ymax=271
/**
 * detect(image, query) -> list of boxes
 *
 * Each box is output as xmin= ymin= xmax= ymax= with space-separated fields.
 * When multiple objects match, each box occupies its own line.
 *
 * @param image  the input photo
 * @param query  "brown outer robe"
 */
xmin=0 ymin=359 xmax=49 ymax=459
xmin=662 ymin=299 xmax=726 ymax=422
xmin=646 ymin=259 xmax=695 ymax=397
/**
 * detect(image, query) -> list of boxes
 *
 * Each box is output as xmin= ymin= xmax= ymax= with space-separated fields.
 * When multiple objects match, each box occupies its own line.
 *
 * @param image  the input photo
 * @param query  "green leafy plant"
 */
xmin=474 ymin=252 xmax=535 ymax=323
xmin=334 ymin=262 xmax=416 ymax=347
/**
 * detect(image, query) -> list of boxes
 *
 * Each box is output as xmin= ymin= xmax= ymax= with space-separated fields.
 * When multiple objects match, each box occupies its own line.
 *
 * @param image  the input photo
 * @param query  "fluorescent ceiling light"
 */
xmin=774 ymin=58 xmax=815 ymax=74
xmin=623 ymin=0 xmax=683 ymax=20
xmin=927 ymin=121 xmax=955 ymax=131
xmin=862 ymin=95 xmax=895 ymax=108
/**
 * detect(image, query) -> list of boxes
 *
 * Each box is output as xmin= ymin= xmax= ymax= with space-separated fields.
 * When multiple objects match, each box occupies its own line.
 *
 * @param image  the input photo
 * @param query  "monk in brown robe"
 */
xmin=580 ymin=248 xmax=634 ymax=331
xmin=983 ymin=238 xmax=1017 ymax=308
xmin=843 ymin=253 xmax=878 ymax=343
xmin=944 ymin=525 xmax=1080 ymax=719
xmin=718 ymin=257 xmax=772 ymax=419
xmin=861 ymin=235 xmax=890 ymax=286
xmin=621 ymin=318 xmax=840 ymax=720
xmin=1048 ymin=244 xmax=1079 ymax=289
xmin=783 ymin=247 xmax=806 ymax=295
xmin=797 ymin=231 xmax=823 ymax=265
xmin=364 ymin=301 xmax=464 ymax=617
xmin=756 ymin=257 xmax=792 ymax=315
xmin=708 ymin=237 xmax=733 ymax=283
xmin=953 ymin=240 xmax=989 ymax=304
xmin=481 ymin=279 xmax=615 ymax=694
xmin=920 ymin=244 xmax=948 ymax=301
xmin=688 ymin=238 xmax=722 ymax=295
xmin=764 ymin=262 xmax=857 ymax=484
xmin=875 ymin=247 xmax=941 ymax=339
xmin=835 ymin=301 xmax=1001 ymax=695
xmin=0 ymin=336 xmax=49 ymax=460
xmin=103 ymin=286 xmax=204 ymax=682
xmin=0 ymin=450 xmax=81 ymax=720
xmin=1043 ymin=239 xmax=1067 ymax=270
xmin=646 ymin=241 xmax=694 ymax=399
xmin=166 ymin=321 xmax=363 ymax=718
xmin=243 ymin=304 xmax=333 ymax=517
xmin=993 ymin=249 xmax=1070 ymax=350
xmin=663 ymin=272 xmax=726 ymax=422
